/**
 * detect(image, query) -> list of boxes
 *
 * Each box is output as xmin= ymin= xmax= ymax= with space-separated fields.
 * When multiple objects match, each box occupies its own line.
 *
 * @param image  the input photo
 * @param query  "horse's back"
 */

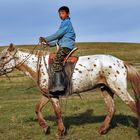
xmin=78 ymin=54 xmax=122 ymax=62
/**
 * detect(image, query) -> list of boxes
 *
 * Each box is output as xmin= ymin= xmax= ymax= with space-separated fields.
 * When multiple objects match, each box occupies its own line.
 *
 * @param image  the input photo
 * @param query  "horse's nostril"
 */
xmin=1 ymin=69 xmax=6 ymax=72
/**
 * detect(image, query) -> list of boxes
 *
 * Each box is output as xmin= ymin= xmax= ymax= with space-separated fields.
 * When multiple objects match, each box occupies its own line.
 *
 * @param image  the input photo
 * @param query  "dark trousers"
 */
xmin=52 ymin=47 xmax=72 ymax=72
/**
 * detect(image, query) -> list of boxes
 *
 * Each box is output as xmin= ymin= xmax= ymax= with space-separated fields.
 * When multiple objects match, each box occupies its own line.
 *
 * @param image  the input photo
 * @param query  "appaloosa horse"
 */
xmin=0 ymin=43 xmax=140 ymax=138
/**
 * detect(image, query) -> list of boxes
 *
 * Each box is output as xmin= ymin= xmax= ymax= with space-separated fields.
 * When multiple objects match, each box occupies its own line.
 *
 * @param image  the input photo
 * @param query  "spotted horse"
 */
xmin=0 ymin=43 xmax=140 ymax=138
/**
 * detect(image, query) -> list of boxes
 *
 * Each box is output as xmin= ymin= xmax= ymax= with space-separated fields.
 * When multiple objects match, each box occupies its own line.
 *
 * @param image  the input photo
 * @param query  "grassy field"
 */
xmin=0 ymin=42 xmax=140 ymax=140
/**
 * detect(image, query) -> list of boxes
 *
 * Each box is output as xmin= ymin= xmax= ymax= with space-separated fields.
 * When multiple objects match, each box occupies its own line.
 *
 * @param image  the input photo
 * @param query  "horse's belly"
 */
xmin=72 ymin=74 xmax=94 ymax=93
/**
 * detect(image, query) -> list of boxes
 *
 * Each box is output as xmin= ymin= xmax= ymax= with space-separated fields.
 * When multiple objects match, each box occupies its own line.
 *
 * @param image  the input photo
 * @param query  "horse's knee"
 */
xmin=108 ymin=105 xmax=116 ymax=119
xmin=35 ymin=96 xmax=49 ymax=114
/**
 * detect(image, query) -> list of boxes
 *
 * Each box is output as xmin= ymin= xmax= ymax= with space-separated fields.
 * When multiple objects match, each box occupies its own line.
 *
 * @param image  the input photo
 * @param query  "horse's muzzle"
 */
xmin=0 ymin=68 xmax=12 ymax=76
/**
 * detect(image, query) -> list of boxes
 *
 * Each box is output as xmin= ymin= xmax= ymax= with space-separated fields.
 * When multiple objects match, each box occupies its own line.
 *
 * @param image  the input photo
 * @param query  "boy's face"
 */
xmin=59 ymin=10 xmax=69 ymax=20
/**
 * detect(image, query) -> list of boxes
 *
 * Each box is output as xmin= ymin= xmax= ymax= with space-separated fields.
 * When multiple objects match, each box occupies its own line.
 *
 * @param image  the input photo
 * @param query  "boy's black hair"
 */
xmin=58 ymin=6 xmax=70 ymax=14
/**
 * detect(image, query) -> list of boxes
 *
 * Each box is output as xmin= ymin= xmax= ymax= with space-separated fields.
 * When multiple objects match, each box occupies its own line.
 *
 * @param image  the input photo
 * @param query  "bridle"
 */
xmin=0 ymin=48 xmax=18 ymax=74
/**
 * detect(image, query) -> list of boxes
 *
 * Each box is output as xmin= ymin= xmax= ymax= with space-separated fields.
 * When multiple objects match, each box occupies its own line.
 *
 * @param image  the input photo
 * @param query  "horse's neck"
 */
xmin=15 ymin=50 xmax=49 ymax=82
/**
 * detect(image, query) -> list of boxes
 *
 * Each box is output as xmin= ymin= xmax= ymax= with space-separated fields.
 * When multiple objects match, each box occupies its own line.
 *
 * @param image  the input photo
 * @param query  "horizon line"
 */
xmin=0 ymin=41 xmax=140 ymax=47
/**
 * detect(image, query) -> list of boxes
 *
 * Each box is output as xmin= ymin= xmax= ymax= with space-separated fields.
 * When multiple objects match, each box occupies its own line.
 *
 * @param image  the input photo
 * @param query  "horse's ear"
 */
xmin=8 ymin=43 xmax=15 ymax=52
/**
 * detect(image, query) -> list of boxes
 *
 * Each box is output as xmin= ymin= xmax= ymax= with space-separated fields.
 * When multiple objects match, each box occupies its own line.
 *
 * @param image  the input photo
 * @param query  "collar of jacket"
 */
xmin=63 ymin=17 xmax=70 ymax=21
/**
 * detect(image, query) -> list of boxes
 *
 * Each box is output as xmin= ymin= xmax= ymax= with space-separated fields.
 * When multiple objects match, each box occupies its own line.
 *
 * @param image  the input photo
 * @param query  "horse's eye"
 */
xmin=1 ymin=57 xmax=6 ymax=59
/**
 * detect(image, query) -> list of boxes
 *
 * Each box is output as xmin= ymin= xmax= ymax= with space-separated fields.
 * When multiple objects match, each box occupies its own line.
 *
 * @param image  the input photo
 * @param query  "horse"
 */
xmin=0 ymin=43 xmax=140 ymax=138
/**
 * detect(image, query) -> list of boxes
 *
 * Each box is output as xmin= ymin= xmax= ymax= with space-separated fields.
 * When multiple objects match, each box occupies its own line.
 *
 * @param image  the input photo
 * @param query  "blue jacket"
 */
xmin=45 ymin=17 xmax=76 ymax=50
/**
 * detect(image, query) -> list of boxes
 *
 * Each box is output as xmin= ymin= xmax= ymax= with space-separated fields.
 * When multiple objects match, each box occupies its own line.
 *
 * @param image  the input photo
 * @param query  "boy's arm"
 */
xmin=48 ymin=40 xmax=58 ymax=47
xmin=45 ymin=21 xmax=70 ymax=42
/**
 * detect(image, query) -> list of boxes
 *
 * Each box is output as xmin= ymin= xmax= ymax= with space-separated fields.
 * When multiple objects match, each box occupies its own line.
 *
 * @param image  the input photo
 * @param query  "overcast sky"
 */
xmin=0 ymin=0 xmax=140 ymax=46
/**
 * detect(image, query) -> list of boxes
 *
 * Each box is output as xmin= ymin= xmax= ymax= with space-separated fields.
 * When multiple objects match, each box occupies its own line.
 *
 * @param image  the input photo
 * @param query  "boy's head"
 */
xmin=58 ymin=6 xmax=70 ymax=20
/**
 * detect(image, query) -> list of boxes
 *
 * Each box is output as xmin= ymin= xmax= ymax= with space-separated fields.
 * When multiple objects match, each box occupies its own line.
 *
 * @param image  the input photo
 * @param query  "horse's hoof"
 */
xmin=43 ymin=126 xmax=50 ymax=135
xmin=55 ymin=133 xmax=61 ymax=140
xmin=55 ymin=127 xmax=66 ymax=139
xmin=97 ymin=126 xmax=108 ymax=135
xmin=55 ymin=133 xmax=65 ymax=140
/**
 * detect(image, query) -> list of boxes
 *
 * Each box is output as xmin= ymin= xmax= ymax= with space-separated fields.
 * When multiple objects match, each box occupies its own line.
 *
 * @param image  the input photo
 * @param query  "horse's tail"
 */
xmin=124 ymin=62 xmax=140 ymax=134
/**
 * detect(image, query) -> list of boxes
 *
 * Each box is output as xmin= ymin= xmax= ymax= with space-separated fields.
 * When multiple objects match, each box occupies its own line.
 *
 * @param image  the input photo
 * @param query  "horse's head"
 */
xmin=0 ymin=43 xmax=17 ymax=76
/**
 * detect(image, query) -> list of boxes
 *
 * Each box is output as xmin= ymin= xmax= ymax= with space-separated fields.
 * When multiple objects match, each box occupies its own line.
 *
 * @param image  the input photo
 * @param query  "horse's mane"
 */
xmin=18 ymin=48 xmax=50 ymax=56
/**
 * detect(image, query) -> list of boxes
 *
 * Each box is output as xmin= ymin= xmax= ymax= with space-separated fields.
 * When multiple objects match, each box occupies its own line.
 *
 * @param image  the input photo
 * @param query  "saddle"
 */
xmin=48 ymin=48 xmax=78 ymax=97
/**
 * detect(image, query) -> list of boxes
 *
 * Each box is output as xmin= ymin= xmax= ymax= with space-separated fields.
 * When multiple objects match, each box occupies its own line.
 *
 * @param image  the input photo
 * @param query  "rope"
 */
xmin=15 ymin=43 xmax=40 ymax=68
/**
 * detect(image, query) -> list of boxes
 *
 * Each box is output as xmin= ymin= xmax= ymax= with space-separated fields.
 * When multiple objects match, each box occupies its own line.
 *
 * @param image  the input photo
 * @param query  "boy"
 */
xmin=39 ymin=6 xmax=76 ymax=93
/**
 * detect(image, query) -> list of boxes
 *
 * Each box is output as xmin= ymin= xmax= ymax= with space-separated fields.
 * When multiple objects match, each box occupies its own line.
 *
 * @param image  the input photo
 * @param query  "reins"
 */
xmin=15 ymin=43 xmax=40 ymax=68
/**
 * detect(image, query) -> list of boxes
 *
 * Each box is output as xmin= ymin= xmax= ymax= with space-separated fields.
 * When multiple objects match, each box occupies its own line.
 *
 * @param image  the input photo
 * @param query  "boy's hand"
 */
xmin=39 ymin=37 xmax=47 ymax=44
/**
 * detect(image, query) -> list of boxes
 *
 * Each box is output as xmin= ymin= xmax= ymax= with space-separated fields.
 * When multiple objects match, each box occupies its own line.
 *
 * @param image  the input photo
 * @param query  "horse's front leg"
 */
xmin=50 ymin=97 xmax=65 ymax=138
xmin=35 ymin=95 xmax=50 ymax=134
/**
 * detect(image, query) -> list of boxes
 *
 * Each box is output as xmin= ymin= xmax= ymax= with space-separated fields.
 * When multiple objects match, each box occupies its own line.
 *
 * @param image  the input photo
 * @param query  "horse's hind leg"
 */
xmin=35 ymin=95 xmax=50 ymax=134
xmin=107 ymin=78 xmax=137 ymax=115
xmin=112 ymin=88 xmax=137 ymax=115
xmin=98 ymin=86 xmax=115 ymax=134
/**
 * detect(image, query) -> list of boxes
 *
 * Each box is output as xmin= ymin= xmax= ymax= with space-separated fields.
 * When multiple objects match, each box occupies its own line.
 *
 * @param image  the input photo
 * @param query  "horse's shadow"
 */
xmin=24 ymin=109 xmax=138 ymax=132
xmin=47 ymin=109 xmax=138 ymax=131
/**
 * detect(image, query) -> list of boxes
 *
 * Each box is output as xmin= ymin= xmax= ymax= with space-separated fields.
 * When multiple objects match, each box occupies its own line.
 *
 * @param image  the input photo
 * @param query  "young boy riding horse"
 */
xmin=39 ymin=6 xmax=76 ymax=93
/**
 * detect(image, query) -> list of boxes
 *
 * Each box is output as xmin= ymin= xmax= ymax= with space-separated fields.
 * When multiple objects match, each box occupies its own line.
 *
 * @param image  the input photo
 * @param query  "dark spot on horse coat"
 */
xmin=116 ymin=70 xmax=120 ymax=74
xmin=79 ymin=64 xmax=83 ymax=67
xmin=117 ymin=60 xmax=119 ymax=63
xmin=43 ymin=79 xmax=46 ymax=83
xmin=93 ymin=64 xmax=96 ymax=67
xmin=75 ymin=68 xmax=79 ymax=71
xmin=109 ymin=66 xmax=112 ymax=68
xmin=42 ymin=72 xmax=45 ymax=75
xmin=88 ymin=58 xmax=90 ymax=60
xmin=79 ymin=71 xmax=82 ymax=73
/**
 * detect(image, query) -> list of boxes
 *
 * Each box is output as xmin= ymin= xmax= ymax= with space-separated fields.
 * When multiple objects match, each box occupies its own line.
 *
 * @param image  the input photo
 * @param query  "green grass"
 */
xmin=0 ymin=42 xmax=140 ymax=140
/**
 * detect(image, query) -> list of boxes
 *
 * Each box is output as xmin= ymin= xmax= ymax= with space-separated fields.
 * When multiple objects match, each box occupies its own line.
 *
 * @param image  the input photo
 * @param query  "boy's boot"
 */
xmin=50 ymin=71 xmax=65 ymax=93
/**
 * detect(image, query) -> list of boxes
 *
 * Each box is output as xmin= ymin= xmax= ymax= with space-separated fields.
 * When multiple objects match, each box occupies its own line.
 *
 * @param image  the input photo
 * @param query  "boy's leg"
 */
xmin=52 ymin=47 xmax=72 ymax=72
xmin=50 ymin=47 xmax=72 ymax=93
